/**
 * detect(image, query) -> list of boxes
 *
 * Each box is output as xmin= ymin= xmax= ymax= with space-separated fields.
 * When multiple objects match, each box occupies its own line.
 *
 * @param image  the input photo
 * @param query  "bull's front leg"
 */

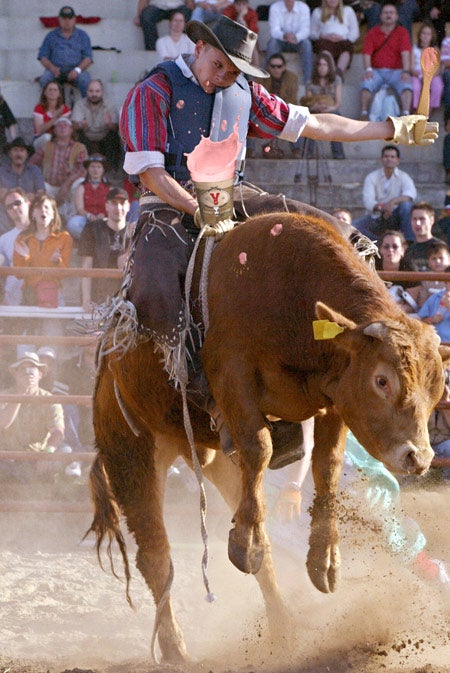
xmin=307 ymin=410 xmax=347 ymax=594
xmin=228 ymin=419 xmax=273 ymax=575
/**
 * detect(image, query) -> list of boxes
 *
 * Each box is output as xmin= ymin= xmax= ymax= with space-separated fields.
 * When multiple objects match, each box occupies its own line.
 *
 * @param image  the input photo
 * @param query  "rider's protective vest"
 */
xmin=154 ymin=60 xmax=251 ymax=182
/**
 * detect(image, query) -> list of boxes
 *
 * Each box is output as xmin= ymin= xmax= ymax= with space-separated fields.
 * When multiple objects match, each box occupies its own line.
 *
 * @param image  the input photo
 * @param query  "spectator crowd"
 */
xmin=0 ymin=1 xmax=449 ymax=483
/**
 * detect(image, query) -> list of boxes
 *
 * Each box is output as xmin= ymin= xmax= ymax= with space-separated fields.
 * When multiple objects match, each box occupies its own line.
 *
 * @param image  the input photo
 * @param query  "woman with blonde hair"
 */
xmin=310 ymin=0 xmax=359 ymax=78
xmin=13 ymin=194 xmax=73 ymax=309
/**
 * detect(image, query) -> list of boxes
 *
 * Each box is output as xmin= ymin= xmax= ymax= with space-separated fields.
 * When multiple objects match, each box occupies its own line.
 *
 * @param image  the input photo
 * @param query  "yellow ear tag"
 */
xmin=313 ymin=320 xmax=345 ymax=340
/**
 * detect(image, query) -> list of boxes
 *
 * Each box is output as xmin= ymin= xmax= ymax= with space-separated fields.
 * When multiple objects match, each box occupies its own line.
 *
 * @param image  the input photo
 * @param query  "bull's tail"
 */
xmin=83 ymin=454 xmax=133 ymax=607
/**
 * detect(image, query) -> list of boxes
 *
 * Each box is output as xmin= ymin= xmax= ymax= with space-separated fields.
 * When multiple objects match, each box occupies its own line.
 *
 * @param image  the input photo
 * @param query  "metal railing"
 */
xmin=0 ymin=265 xmax=449 ymax=513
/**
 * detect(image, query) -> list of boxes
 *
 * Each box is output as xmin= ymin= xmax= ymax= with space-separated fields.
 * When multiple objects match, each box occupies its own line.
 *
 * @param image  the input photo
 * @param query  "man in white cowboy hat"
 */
xmin=118 ymin=15 xmax=438 ymax=451
xmin=0 ymin=352 xmax=65 ymax=458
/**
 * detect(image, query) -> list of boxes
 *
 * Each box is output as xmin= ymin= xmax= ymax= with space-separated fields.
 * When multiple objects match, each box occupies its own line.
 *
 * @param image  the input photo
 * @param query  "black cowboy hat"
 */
xmin=6 ymin=137 xmax=34 ymax=156
xmin=186 ymin=16 xmax=268 ymax=79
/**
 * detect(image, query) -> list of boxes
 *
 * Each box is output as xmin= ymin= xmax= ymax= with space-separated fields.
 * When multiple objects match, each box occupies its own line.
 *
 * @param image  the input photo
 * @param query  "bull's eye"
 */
xmin=376 ymin=376 xmax=388 ymax=389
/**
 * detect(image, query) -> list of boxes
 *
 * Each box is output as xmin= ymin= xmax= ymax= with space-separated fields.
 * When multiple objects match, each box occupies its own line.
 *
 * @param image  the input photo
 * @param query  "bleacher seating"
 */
xmin=0 ymin=1 xmax=447 ymax=213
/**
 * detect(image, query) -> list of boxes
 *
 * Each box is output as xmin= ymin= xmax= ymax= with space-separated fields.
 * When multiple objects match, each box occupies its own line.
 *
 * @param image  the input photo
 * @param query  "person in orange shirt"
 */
xmin=13 ymin=193 xmax=72 ymax=308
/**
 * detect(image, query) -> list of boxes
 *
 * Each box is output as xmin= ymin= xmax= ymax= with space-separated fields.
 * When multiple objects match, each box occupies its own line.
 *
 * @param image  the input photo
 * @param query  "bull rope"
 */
xmin=179 ymin=228 xmax=217 ymax=600
xmin=149 ymin=230 xmax=216 ymax=664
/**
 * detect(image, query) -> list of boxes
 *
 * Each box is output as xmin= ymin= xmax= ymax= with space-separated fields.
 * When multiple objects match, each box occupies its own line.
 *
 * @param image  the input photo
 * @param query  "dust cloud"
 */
xmin=0 ymin=470 xmax=449 ymax=673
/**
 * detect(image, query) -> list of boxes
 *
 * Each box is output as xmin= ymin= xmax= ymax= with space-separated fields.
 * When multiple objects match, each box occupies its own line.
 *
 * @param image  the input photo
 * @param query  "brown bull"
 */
xmin=89 ymin=211 xmax=450 ymax=664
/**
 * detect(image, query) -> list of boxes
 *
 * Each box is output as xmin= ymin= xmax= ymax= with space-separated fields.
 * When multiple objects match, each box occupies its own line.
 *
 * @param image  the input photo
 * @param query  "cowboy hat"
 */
xmin=6 ymin=137 xmax=34 ymax=156
xmin=186 ymin=16 xmax=268 ymax=79
xmin=9 ymin=351 xmax=47 ymax=373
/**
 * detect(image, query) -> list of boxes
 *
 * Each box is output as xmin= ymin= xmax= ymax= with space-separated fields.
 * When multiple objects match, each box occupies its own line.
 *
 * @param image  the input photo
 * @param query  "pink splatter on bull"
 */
xmin=270 ymin=223 xmax=283 ymax=236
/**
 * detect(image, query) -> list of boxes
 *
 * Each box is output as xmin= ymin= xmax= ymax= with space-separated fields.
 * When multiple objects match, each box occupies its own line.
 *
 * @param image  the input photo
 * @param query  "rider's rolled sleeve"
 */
xmin=277 ymin=104 xmax=310 ymax=142
xmin=123 ymin=150 xmax=165 ymax=176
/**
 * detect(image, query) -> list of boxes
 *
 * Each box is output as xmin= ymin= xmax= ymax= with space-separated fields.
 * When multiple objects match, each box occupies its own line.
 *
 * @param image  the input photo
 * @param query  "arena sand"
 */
xmin=0 ymin=471 xmax=449 ymax=673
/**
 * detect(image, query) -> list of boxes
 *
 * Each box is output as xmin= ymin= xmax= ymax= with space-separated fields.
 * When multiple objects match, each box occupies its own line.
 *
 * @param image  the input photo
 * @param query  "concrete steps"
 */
xmin=244 ymin=157 xmax=447 ymax=212
xmin=0 ymin=0 xmax=446 ymax=213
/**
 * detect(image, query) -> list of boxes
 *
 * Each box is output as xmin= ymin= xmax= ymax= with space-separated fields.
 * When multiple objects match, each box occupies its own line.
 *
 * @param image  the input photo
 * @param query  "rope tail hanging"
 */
xmin=181 ymin=228 xmax=217 ymax=603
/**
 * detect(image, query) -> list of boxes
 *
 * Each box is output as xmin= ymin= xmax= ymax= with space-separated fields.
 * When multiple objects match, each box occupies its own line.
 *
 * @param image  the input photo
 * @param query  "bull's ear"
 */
xmin=439 ymin=345 xmax=450 ymax=368
xmin=315 ymin=301 xmax=356 ymax=331
xmin=363 ymin=322 xmax=389 ymax=340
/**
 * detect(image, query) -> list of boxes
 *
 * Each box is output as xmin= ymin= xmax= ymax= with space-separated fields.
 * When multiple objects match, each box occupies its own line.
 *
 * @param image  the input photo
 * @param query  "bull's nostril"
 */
xmin=405 ymin=451 xmax=417 ymax=472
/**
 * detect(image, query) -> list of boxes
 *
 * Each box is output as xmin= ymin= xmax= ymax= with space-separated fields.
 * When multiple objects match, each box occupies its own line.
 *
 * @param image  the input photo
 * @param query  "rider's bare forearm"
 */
xmin=140 ymin=167 xmax=198 ymax=216
xmin=304 ymin=114 xmax=395 ymax=143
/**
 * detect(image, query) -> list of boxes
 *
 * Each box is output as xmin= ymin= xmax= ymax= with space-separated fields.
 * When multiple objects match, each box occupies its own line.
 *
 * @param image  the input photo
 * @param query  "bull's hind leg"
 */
xmin=124 ymin=438 xmax=188 ymax=663
xmin=94 ymin=391 xmax=188 ymax=663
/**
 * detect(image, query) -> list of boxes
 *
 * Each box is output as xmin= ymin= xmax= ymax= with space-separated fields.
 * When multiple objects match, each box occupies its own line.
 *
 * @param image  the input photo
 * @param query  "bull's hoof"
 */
xmin=306 ymin=551 xmax=340 ymax=594
xmin=228 ymin=527 xmax=265 ymax=574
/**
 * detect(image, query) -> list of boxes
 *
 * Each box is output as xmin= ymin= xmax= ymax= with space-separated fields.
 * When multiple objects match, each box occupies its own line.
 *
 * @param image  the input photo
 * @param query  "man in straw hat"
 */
xmin=118 ymin=15 xmax=438 ymax=449
xmin=0 ymin=352 xmax=65 ymax=470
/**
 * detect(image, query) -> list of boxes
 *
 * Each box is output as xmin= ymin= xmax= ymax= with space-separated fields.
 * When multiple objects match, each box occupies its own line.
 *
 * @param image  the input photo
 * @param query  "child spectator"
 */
xmin=66 ymin=154 xmax=111 ymax=239
xmin=417 ymin=266 xmax=450 ymax=342
xmin=32 ymin=81 xmax=71 ymax=152
xmin=407 ymin=240 xmax=450 ymax=308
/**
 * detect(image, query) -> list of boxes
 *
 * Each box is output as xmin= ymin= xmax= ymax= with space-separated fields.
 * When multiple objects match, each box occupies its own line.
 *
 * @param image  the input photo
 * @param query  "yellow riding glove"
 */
xmin=386 ymin=115 xmax=439 ymax=146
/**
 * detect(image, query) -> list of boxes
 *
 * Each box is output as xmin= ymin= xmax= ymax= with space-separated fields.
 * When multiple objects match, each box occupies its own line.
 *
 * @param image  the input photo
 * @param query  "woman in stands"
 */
xmin=411 ymin=21 xmax=443 ymax=114
xmin=310 ymin=0 xmax=359 ymax=79
xmin=66 ymin=154 xmax=111 ymax=239
xmin=13 ymin=194 xmax=72 ymax=309
xmin=32 ymin=81 xmax=71 ymax=152
xmin=376 ymin=229 xmax=418 ymax=312
xmin=300 ymin=50 xmax=345 ymax=159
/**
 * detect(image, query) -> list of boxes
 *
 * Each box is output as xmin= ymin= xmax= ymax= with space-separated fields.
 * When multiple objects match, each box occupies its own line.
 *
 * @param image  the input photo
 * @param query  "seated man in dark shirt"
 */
xmin=402 ymin=201 xmax=443 ymax=271
xmin=78 ymin=187 xmax=129 ymax=311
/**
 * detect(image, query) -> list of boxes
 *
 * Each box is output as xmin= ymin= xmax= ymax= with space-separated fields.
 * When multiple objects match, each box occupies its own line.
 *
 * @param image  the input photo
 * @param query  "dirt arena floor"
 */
xmin=0 ymin=467 xmax=449 ymax=673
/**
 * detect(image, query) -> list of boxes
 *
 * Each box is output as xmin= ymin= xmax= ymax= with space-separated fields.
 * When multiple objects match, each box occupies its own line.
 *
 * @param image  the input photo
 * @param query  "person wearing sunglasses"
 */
xmin=255 ymin=53 xmax=300 ymax=158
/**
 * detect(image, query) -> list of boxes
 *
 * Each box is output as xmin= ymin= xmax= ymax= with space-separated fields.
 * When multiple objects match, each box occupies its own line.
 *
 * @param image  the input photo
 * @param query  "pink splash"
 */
xmin=263 ymin=145 xmax=271 ymax=153
xmin=270 ymin=223 xmax=283 ymax=236
xmin=186 ymin=123 xmax=243 ymax=182
xmin=176 ymin=99 xmax=185 ymax=110
xmin=238 ymin=252 xmax=247 ymax=265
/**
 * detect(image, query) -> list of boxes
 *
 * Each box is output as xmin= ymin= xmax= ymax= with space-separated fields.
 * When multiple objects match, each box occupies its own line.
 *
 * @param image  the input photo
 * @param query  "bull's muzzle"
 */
xmin=401 ymin=443 xmax=434 ymax=475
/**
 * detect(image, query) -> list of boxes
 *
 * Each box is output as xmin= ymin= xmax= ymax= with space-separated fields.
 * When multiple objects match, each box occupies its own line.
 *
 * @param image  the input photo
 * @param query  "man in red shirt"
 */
xmin=360 ymin=2 xmax=413 ymax=119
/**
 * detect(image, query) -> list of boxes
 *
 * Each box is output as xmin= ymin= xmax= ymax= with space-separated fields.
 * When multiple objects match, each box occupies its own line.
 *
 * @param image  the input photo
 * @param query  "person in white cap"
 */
xmin=29 ymin=117 xmax=88 ymax=208
xmin=0 ymin=352 xmax=65 ymax=462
